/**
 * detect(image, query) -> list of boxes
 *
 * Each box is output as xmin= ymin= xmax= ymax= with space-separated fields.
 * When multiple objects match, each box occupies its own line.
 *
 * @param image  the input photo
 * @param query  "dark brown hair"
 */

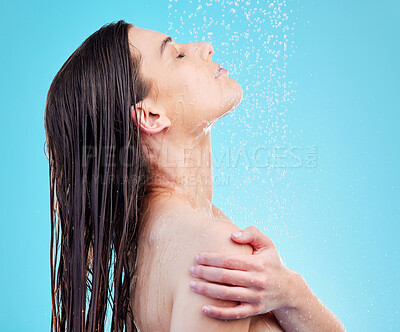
xmin=44 ymin=19 xmax=152 ymax=331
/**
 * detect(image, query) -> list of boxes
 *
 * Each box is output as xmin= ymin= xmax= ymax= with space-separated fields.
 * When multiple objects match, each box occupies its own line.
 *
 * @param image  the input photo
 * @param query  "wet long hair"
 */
xmin=44 ymin=20 xmax=153 ymax=331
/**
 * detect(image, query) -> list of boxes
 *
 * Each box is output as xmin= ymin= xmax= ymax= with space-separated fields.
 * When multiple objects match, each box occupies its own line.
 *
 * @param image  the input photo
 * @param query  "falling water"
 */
xmin=167 ymin=0 xmax=298 ymax=242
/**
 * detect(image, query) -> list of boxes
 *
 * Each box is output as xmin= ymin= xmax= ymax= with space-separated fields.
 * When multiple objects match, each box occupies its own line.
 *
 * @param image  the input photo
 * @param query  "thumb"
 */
xmin=231 ymin=226 xmax=273 ymax=251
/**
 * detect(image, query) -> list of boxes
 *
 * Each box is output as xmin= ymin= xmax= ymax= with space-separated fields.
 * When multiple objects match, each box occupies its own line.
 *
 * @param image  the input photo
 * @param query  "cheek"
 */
xmin=191 ymin=73 xmax=222 ymax=106
xmin=185 ymin=80 xmax=222 ymax=120
xmin=168 ymin=68 xmax=241 ymax=127
xmin=179 ymin=64 xmax=218 ymax=94
xmin=173 ymin=71 xmax=221 ymax=109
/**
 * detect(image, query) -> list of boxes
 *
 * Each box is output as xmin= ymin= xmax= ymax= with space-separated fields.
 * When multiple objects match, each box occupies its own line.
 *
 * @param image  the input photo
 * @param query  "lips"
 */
xmin=215 ymin=65 xmax=228 ymax=78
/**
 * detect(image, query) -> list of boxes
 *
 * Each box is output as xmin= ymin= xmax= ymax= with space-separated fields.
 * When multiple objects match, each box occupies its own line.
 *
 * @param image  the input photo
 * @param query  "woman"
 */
xmin=45 ymin=20 xmax=345 ymax=331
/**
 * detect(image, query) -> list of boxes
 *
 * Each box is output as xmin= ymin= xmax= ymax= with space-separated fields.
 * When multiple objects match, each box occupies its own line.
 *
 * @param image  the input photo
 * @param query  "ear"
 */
xmin=130 ymin=100 xmax=171 ymax=136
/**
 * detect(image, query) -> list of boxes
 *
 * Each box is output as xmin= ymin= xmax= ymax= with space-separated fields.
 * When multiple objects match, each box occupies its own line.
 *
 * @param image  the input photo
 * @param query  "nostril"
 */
xmin=205 ymin=43 xmax=214 ymax=61
xmin=197 ymin=42 xmax=214 ymax=61
xmin=208 ymin=44 xmax=214 ymax=56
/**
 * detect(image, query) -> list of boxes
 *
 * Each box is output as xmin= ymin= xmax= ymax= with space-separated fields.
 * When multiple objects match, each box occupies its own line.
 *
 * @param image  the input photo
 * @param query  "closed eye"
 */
xmin=176 ymin=52 xmax=186 ymax=59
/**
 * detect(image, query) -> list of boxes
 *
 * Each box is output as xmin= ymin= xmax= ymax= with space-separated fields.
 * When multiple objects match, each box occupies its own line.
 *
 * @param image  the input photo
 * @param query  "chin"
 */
xmin=233 ymin=81 xmax=243 ymax=106
xmin=227 ymin=78 xmax=243 ymax=110
xmin=200 ymin=79 xmax=243 ymax=129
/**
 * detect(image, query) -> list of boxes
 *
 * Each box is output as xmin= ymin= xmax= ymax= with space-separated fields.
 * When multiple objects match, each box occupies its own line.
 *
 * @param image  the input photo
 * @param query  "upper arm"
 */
xmin=168 ymin=218 xmax=253 ymax=332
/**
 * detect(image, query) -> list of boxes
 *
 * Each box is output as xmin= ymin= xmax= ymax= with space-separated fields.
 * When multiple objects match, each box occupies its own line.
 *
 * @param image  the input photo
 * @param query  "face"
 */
xmin=127 ymin=26 xmax=243 ymax=137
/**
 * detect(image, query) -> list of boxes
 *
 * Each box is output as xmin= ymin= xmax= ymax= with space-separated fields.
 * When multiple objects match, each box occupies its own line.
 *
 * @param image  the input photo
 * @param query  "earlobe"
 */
xmin=130 ymin=103 xmax=171 ymax=136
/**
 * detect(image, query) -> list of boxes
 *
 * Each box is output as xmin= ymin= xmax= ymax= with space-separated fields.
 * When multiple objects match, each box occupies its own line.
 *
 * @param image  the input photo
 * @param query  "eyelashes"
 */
xmin=171 ymin=41 xmax=186 ymax=59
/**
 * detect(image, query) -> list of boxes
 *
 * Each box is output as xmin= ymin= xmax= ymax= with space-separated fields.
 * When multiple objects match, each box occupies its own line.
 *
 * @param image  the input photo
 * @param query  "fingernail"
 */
xmin=189 ymin=266 xmax=195 ymax=274
xmin=232 ymin=231 xmax=242 ymax=238
xmin=203 ymin=306 xmax=210 ymax=314
xmin=189 ymin=281 xmax=197 ymax=288
xmin=195 ymin=254 xmax=200 ymax=262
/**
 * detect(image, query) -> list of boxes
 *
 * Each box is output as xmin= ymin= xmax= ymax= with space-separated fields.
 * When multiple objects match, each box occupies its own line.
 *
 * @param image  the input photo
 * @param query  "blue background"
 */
xmin=0 ymin=0 xmax=398 ymax=331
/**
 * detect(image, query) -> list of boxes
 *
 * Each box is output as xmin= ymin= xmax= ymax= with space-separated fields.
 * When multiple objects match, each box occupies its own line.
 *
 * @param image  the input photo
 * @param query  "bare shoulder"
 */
xmin=161 ymin=202 xmax=253 ymax=261
xmin=151 ymin=198 xmax=252 ymax=256
xmin=155 ymin=201 xmax=253 ymax=331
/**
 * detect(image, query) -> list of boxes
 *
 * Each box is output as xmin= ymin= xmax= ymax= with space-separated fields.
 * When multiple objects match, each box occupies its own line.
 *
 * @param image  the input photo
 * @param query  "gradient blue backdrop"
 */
xmin=0 ymin=0 xmax=398 ymax=331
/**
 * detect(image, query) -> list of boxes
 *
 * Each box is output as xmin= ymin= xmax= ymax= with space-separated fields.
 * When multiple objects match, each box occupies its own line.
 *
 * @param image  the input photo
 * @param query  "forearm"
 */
xmin=273 ymin=271 xmax=346 ymax=332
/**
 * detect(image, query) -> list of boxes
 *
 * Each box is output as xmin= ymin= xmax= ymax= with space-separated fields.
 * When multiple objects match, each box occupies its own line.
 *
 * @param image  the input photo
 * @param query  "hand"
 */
xmin=189 ymin=226 xmax=297 ymax=320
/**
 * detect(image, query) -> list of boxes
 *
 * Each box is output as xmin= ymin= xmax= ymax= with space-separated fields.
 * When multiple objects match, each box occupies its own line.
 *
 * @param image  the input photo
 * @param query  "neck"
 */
xmin=144 ymin=131 xmax=213 ymax=215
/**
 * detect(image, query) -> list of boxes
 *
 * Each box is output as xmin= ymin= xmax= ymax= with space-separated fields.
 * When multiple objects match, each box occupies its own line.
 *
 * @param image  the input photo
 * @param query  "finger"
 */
xmin=195 ymin=252 xmax=258 ymax=271
xmin=231 ymin=226 xmax=274 ymax=252
xmin=202 ymin=302 xmax=257 ymax=320
xmin=189 ymin=280 xmax=260 ymax=303
xmin=190 ymin=265 xmax=261 ymax=289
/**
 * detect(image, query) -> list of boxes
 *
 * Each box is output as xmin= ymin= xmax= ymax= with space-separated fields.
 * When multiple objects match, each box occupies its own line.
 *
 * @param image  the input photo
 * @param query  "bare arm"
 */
xmin=168 ymin=215 xmax=254 ymax=331
xmin=272 ymin=271 xmax=346 ymax=332
xmin=248 ymin=312 xmax=285 ymax=331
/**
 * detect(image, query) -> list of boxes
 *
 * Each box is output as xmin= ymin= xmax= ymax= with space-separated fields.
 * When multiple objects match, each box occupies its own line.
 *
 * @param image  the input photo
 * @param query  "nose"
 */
xmin=197 ymin=42 xmax=213 ymax=61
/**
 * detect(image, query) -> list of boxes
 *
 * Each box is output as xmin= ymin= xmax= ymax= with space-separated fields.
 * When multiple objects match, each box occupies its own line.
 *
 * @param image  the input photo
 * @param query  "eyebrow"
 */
xmin=160 ymin=36 xmax=173 ymax=57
